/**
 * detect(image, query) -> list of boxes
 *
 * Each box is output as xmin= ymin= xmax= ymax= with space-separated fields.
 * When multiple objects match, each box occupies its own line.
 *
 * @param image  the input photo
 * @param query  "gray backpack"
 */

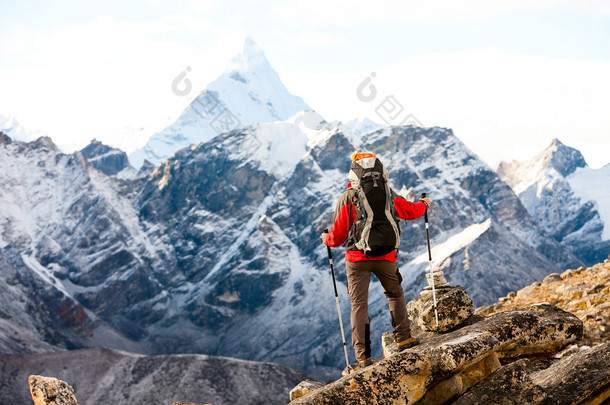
xmin=347 ymin=156 xmax=401 ymax=257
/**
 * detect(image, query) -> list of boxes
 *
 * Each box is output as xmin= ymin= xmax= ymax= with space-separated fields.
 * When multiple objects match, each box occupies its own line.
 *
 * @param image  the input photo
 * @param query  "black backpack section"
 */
xmin=346 ymin=156 xmax=401 ymax=257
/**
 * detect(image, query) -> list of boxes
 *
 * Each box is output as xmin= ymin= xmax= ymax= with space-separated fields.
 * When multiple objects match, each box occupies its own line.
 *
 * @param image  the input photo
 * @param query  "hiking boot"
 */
xmin=397 ymin=337 xmax=419 ymax=352
xmin=342 ymin=358 xmax=373 ymax=375
xmin=359 ymin=357 xmax=373 ymax=368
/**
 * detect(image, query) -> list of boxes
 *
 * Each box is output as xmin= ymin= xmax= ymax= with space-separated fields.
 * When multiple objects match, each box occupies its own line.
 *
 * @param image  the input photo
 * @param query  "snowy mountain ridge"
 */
xmin=341 ymin=117 xmax=383 ymax=136
xmin=0 ymin=114 xmax=43 ymax=143
xmin=230 ymin=110 xmax=333 ymax=178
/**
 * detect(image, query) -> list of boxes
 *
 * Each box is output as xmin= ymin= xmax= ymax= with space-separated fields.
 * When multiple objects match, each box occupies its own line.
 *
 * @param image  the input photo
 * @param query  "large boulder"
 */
xmin=290 ymin=351 xmax=433 ymax=404
xmin=451 ymin=358 xmax=549 ymax=405
xmin=532 ymin=342 xmax=610 ymax=404
xmin=29 ymin=375 xmax=79 ymax=405
xmin=454 ymin=342 xmax=610 ymax=405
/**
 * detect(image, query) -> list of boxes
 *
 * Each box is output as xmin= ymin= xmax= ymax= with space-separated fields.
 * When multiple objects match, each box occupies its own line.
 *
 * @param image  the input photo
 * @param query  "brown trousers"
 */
xmin=346 ymin=260 xmax=411 ymax=361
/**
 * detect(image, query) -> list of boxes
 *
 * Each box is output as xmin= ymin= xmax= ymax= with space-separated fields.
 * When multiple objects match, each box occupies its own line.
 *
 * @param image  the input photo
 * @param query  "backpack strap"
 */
xmin=386 ymin=186 xmax=401 ymax=255
xmin=345 ymin=189 xmax=358 ymax=248
xmin=354 ymin=185 xmax=374 ymax=255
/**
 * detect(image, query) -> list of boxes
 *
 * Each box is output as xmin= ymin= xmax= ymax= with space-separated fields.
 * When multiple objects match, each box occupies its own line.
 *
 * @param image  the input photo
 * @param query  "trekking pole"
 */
xmin=422 ymin=193 xmax=439 ymax=330
xmin=324 ymin=229 xmax=351 ymax=368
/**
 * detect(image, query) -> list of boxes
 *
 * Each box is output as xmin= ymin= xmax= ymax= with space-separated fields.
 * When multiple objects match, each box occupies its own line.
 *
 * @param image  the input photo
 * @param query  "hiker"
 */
xmin=321 ymin=152 xmax=430 ymax=370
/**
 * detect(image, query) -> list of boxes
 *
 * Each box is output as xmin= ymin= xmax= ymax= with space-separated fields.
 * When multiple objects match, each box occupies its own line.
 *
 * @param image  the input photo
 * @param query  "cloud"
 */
xmin=285 ymin=47 xmax=610 ymax=168
xmin=0 ymin=13 xmax=246 ymax=152
xmin=385 ymin=48 xmax=610 ymax=168
xmin=0 ymin=1 xmax=607 ymax=168
xmin=270 ymin=0 xmax=610 ymax=26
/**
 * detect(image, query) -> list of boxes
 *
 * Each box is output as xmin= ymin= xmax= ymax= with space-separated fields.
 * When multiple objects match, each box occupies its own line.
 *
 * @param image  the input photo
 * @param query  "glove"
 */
xmin=419 ymin=196 xmax=430 ymax=209
xmin=321 ymin=232 xmax=330 ymax=245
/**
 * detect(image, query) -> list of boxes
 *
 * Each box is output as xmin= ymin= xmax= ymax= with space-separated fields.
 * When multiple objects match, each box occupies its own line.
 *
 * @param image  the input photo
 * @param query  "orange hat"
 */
xmin=352 ymin=152 xmax=376 ymax=162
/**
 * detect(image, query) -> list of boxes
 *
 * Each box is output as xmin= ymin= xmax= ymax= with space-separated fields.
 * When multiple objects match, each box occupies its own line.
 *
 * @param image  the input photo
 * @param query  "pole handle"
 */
xmin=421 ymin=193 xmax=429 ymax=222
xmin=324 ymin=228 xmax=339 ymax=297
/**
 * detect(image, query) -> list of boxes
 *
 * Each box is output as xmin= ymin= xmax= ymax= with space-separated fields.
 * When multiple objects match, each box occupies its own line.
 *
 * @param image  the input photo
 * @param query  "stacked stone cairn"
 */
xmin=384 ymin=268 xmax=476 ymax=357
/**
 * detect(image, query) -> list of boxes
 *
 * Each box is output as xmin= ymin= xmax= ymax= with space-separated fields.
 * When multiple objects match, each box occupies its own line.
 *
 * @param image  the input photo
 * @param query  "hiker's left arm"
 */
xmin=394 ymin=195 xmax=427 ymax=220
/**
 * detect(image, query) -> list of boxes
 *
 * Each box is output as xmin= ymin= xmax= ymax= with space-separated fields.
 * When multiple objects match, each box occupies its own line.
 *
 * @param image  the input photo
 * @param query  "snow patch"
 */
xmin=342 ymin=117 xmax=383 ymax=136
xmin=238 ymin=110 xmax=327 ymax=178
xmin=568 ymin=164 xmax=610 ymax=240
xmin=21 ymin=254 xmax=71 ymax=297
xmin=411 ymin=218 xmax=492 ymax=268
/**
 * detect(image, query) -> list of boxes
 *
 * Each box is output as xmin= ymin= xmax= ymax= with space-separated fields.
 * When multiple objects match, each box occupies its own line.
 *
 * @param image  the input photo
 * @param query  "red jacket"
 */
xmin=325 ymin=187 xmax=427 ymax=262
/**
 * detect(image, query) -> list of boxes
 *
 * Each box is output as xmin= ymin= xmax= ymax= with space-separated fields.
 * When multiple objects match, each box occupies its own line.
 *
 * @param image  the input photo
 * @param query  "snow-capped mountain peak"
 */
xmin=342 ymin=117 xmax=383 ymax=136
xmin=226 ymin=36 xmax=269 ymax=74
xmin=129 ymin=37 xmax=309 ymax=168
xmin=207 ymin=37 xmax=309 ymax=124
xmin=498 ymin=138 xmax=587 ymax=196
xmin=543 ymin=138 xmax=587 ymax=177
xmin=498 ymin=138 xmax=609 ymax=264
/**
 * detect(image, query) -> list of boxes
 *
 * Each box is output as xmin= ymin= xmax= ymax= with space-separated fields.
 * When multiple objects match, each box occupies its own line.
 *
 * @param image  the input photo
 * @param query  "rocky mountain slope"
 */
xmin=498 ymin=139 xmax=610 ymax=265
xmin=0 ymin=122 xmax=583 ymax=379
xmin=0 ymin=347 xmax=304 ymax=405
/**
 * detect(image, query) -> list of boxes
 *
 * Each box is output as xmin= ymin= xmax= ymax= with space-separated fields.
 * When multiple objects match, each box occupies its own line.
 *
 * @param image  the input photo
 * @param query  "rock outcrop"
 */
xmin=29 ymin=375 xmax=79 ymax=405
xmin=290 ymin=303 xmax=583 ymax=404
xmin=289 ymin=380 xmax=325 ymax=401
xmin=477 ymin=260 xmax=610 ymax=345
xmin=406 ymin=285 xmax=474 ymax=334
xmin=80 ymin=140 xmax=133 ymax=176
xmin=3 ymin=347 xmax=303 ymax=405
xmin=453 ymin=342 xmax=610 ymax=405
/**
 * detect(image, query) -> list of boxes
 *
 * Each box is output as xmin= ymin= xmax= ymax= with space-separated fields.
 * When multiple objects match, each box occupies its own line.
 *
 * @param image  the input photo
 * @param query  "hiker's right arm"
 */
xmin=324 ymin=192 xmax=355 ymax=247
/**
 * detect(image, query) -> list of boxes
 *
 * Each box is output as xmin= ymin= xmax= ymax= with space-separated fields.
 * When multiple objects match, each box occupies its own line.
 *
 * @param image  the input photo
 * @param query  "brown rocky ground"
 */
xmin=476 ymin=259 xmax=610 ymax=346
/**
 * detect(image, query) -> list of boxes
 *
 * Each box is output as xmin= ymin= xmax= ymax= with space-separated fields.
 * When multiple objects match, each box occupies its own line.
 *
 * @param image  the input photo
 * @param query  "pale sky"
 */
xmin=1 ymin=0 xmax=609 ymax=169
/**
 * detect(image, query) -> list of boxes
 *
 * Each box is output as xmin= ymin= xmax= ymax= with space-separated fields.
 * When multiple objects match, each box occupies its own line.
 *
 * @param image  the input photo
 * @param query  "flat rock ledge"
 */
xmin=289 ymin=303 xmax=584 ymax=404
xmin=29 ymin=375 xmax=79 ymax=405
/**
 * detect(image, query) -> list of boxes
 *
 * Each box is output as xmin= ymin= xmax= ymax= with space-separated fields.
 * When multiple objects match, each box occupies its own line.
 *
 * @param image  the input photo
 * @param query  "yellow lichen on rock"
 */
xmin=477 ymin=260 xmax=610 ymax=345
